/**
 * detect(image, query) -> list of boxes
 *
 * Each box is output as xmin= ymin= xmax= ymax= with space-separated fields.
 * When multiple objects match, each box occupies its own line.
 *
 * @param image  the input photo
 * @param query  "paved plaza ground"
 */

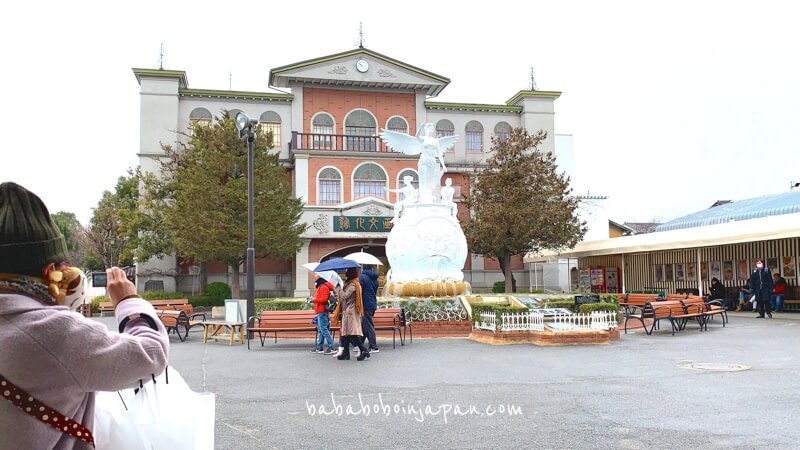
xmin=99 ymin=312 xmax=800 ymax=449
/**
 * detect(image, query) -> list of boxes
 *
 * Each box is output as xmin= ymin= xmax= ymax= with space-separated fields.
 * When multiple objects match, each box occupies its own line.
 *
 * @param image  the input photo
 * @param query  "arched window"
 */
xmin=259 ymin=111 xmax=282 ymax=149
xmin=465 ymin=120 xmax=484 ymax=153
xmin=312 ymin=113 xmax=334 ymax=150
xmin=228 ymin=109 xmax=243 ymax=120
xmin=494 ymin=121 xmax=512 ymax=142
xmin=189 ymin=107 xmax=212 ymax=128
xmin=353 ymin=163 xmax=387 ymax=200
xmin=396 ymin=169 xmax=419 ymax=202
xmin=318 ymin=167 xmax=342 ymax=205
xmin=345 ymin=109 xmax=377 ymax=151
xmin=436 ymin=119 xmax=455 ymax=137
xmin=387 ymin=116 xmax=409 ymax=134
xmin=436 ymin=119 xmax=455 ymax=152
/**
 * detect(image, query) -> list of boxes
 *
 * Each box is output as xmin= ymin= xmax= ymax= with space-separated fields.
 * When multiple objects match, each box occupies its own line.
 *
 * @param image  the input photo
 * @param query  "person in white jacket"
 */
xmin=0 ymin=182 xmax=169 ymax=449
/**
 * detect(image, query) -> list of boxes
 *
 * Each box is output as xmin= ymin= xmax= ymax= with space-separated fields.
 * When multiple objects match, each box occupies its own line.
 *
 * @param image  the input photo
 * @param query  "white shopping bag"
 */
xmin=94 ymin=367 xmax=215 ymax=450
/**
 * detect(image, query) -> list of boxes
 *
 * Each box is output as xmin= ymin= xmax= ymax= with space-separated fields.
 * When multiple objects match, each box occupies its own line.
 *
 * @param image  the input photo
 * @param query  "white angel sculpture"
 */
xmin=380 ymin=123 xmax=458 ymax=204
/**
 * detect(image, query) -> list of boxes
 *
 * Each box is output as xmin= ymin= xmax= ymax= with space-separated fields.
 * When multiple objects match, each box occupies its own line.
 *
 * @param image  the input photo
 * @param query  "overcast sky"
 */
xmin=2 ymin=0 xmax=798 ymax=227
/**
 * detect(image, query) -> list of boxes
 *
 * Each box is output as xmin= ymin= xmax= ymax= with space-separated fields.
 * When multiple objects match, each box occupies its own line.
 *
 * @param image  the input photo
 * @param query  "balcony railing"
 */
xmin=290 ymin=132 xmax=399 ymax=153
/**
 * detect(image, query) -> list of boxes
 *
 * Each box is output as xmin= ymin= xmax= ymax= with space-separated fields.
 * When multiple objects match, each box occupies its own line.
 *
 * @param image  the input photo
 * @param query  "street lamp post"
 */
xmin=234 ymin=112 xmax=259 ymax=332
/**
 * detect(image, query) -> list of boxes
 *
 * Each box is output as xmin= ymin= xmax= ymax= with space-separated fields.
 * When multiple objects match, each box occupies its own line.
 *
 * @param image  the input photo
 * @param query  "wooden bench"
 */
xmin=665 ymin=293 xmax=688 ymax=302
xmin=401 ymin=308 xmax=412 ymax=344
xmin=247 ymin=310 xmax=341 ymax=349
xmin=783 ymin=299 xmax=800 ymax=311
xmin=98 ymin=298 xmax=191 ymax=316
xmin=150 ymin=299 xmax=191 ymax=309
xmin=98 ymin=302 xmax=115 ymax=316
xmin=156 ymin=309 xmax=206 ymax=342
xmin=154 ymin=304 xmax=194 ymax=315
xmin=682 ymin=295 xmax=728 ymax=329
xmin=618 ymin=293 xmax=660 ymax=314
xmin=373 ymin=308 xmax=403 ymax=349
xmin=624 ymin=300 xmax=705 ymax=336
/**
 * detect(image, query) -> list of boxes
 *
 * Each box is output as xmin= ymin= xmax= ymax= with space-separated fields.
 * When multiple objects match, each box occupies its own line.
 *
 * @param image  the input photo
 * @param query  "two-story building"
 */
xmin=133 ymin=47 xmax=564 ymax=297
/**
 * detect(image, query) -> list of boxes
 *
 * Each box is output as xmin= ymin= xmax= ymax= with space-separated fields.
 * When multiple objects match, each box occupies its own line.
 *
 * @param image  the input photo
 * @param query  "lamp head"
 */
xmin=235 ymin=111 xmax=250 ymax=133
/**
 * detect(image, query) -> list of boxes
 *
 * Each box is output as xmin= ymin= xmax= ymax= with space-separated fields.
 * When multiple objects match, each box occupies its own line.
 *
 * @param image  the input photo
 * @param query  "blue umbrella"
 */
xmin=315 ymin=258 xmax=361 ymax=272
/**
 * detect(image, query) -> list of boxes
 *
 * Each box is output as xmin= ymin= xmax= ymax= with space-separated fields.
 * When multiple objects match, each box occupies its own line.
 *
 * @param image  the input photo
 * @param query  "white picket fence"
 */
xmin=476 ymin=310 xmax=617 ymax=332
xmin=501 ymin=311 xmax=545 ymax=331
xmin=549 ymin=311 xmax=618 ymax=331
xmin=476 ymin=311 xmax=498 ymax=331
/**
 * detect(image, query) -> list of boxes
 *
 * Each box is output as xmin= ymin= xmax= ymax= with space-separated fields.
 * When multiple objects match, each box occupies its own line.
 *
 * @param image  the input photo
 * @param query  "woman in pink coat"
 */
xmin=0 ymin=182 xmax=169 ymax=449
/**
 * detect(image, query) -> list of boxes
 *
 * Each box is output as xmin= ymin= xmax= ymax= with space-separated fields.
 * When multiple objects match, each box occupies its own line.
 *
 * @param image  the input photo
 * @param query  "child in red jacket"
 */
xmin=311 ymin=277 xmax=336 ymax=354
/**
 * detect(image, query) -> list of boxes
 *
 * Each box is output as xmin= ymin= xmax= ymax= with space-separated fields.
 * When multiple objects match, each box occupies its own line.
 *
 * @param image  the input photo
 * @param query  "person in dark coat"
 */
xmin=749 ymin=259 xmax=774 ymax=318
xmin=359 ymin=265 xmax=380 ymax=352
xmin=708 ymin=277 xmax=730 ymax=309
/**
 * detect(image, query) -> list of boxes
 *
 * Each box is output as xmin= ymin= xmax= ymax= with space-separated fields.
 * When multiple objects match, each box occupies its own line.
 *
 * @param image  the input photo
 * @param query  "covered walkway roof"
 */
xmin=524 ymin=212 xmax=800 ymax=261
xmin=656 ymin=190 xmax=800 ymax=232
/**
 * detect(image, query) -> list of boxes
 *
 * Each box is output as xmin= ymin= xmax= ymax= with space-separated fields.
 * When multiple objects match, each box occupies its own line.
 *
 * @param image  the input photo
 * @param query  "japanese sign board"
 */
xmin=333 ymin=216 xmax=394 ymax=233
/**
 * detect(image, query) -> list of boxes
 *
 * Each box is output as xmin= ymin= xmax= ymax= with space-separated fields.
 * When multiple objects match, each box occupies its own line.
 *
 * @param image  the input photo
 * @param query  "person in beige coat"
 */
xmin=333 ymin=268 xmax=370 ymax=361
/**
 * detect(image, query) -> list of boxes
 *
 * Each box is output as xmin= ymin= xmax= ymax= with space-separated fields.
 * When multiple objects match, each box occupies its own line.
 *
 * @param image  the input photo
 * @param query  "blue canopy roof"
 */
xmin=656 ymin=190 xmax=800 ymax=232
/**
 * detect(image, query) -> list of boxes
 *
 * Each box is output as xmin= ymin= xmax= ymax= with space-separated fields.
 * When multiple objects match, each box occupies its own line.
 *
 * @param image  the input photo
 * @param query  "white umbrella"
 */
xmin=343 ymin=251 xmax=383 ymax=266
xmin=315 ymin=270 xmax=343 ymax=287
xmin=302 ymin=262 xmax=319 ymax=272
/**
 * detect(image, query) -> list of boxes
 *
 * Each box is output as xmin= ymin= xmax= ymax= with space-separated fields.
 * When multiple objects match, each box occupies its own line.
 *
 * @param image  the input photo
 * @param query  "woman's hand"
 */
xmin=106 ymin=267 xmax=138 ymax=306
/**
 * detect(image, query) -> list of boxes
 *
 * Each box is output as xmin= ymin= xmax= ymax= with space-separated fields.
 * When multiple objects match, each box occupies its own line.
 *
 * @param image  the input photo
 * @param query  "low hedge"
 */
xmin=140 ymin=291 xmax=186 ymax=300
xmin=470 ymin=303 xmax=527 ymax=325
xmin=254 ymin=299 xmax=311 ymax=314
xmin=205 ymin=282 xmax=231 ymax=300
xmin=577 ymin=302 xmax=619 ymax=314
xmin=492 ymin=281 xmax=506 ymax=293
xmin=188 ymin=296 xmax=226 ymax=308
xmin=600 ymin=294 xmax=621 ymax=303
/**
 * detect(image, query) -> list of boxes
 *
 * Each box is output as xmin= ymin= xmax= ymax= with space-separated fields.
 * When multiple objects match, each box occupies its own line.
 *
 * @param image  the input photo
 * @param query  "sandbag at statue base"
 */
xmin=384 ymin=280 xmax=471 ymax=298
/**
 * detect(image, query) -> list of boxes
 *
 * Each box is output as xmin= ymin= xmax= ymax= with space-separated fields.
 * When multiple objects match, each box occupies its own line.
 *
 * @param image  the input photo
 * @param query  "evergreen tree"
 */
xmin=142 ymin=111 xmax=306 ymax=297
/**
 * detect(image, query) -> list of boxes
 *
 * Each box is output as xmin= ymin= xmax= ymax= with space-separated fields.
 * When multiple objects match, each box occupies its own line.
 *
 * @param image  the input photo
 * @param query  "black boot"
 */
xmin=337 ymin=346 xmax=350 ymax=360
xmin=356 ymin=344 xmax=370 ymax=361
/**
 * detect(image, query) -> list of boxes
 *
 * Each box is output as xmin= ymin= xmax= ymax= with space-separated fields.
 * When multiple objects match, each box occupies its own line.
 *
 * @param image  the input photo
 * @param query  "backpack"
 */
xmin=326 ymin=291 xmax=338 ymax=312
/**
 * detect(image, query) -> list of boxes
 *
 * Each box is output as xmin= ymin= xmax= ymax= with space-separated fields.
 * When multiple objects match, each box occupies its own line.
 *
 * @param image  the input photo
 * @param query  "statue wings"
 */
xmin=380 ymin=129 xmax=422 ymax=155
xmin=381 ymin=128 xmax=461 ymax=156
xmin=437 ymin=135 xmax=458 ymax=153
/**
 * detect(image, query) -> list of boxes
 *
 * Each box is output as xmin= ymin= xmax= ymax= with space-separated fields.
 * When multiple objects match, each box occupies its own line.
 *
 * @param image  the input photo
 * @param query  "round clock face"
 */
xmin=356 ymin=59 xmax=369 ymax=73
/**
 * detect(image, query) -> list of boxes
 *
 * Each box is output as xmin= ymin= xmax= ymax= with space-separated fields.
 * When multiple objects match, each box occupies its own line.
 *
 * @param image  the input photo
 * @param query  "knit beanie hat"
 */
xmin=0 ymin=182 xmax=69 ymax=276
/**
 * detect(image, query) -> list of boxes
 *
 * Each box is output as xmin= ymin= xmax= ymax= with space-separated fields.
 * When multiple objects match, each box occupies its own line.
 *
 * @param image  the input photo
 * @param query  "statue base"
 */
xmin=383 ymin=280 xmax=471 ymax=298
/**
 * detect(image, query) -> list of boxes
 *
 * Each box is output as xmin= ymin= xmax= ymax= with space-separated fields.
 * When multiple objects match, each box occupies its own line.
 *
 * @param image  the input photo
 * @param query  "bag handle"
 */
xmin=0 ymin=374 xmax=95 ymax=448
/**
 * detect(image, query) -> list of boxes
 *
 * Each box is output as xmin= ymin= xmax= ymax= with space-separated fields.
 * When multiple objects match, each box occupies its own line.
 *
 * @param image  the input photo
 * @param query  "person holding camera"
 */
xmin=0 ymin=182 xmax=169 ymax=449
